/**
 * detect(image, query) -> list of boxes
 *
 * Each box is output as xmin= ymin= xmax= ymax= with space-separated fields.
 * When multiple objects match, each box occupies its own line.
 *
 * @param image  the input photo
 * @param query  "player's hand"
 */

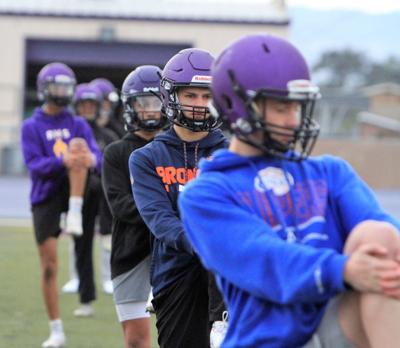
xmin=63 ymin=150 xmax=81 ymax=168
xmin=69 ymin=137 xmax=89 ymax=152
xmin=344 ymin=243 xmax=400 ymax=295
xmin=76 ymin=150 xmax=95 ymax=168
xmin=65 ymin=138 xmax=94 ymax=169
xmin=378 ymin=252 xmax=400 ymax=299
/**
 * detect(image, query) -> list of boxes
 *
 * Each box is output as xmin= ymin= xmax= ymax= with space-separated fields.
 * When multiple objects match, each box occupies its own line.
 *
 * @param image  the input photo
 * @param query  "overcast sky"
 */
xmin=287 ymin=0 xmax=400 ymax=13
xmin=201 ymin=0 xmax=400 ymax=14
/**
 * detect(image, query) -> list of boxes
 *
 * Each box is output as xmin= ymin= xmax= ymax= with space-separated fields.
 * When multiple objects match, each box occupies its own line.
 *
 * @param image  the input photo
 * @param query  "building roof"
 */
xmin=358 ymin=111 xmax=400 ymax=132
xmin=0 ymin=0 xmax=289 ymax=24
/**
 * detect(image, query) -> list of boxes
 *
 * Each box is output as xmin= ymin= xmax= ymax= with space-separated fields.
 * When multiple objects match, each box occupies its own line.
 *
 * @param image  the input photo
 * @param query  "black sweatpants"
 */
xmin=74 ymin=174 xmax=100 ymax=304
xmin=98 ymin=188 xmax=112 ymax=236
xmin=152 ymin=265 xmax=211 ymax=348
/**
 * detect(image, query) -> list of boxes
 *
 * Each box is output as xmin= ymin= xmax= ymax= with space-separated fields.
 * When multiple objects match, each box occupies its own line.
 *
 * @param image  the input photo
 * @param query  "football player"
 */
xmin=102 ymin=65 xmax=166 ymax=348
xmin=129 ymin=49 xmax=228 ymax=348
xmin=21 ymin=62 xmax=101 ymax=348
xmin=179 ymin=34 xmax=400 ymax=348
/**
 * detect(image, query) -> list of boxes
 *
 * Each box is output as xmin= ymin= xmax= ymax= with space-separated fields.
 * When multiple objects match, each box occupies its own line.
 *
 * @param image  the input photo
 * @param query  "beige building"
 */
xmin=357 ymin=83 xmax=400 ymax=138
xmin=311 ymin=82 xmax=400 ymax=188
xmin=0 ymin=0 xmax=289 ymax=173
xmin=364 ymin=82 xmax=400 ymax=120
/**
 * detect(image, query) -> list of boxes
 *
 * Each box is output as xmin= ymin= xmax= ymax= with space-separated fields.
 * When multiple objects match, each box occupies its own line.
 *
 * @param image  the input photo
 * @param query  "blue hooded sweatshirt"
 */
xmin=21 ymin=107 xmax=102 ymax=205
xmin=129 ymin=127 xmax=228 ymax=295
xmin=178 ymin=149 xmax=400 ymax=348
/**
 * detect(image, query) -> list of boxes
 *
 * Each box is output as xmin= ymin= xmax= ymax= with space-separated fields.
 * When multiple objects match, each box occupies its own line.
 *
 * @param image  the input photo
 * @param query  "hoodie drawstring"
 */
xmin=183 ymin=142 xmax=200 ymax=182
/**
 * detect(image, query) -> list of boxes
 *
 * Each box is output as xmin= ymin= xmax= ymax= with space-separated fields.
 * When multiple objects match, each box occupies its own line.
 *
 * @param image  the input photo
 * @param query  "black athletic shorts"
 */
xmin=152 ymin=264 xmax=211 ymax=348
xmin=31 ymin=181 xmax=69 ymax=245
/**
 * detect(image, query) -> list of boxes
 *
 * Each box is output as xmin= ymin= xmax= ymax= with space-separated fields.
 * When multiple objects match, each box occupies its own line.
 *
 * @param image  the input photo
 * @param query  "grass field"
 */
xmin=0 ymin=224 xmax=159 ymax=348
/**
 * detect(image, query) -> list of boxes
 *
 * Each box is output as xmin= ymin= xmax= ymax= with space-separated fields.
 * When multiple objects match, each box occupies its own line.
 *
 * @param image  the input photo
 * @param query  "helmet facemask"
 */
xmin=123 ymin=94 xmax=165 ymax=132
xmin=73 ymin=83 xmax=103 ymax=122
xmin=37 ymin=63 xmax=76 ymax=108
xmin=227 ymin=73 xmax=320 ymax=161
xmin=159 ymin=48 xmax=221 ymax=132
xmin=210 ymin=34 xmax=322 ymax=160
xmin=42 ymin=77 xmax=75 ymax=107
xmin=162 ymin=79 xmax=221 ymax=132
xmin=121 ymin=65 xmax=166 ymax=133
xmin=75 ymin=99 xmax=100 ymax=122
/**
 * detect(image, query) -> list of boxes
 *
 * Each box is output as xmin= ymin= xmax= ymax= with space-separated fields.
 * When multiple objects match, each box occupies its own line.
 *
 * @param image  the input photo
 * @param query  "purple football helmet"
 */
xmin=37 ymin=62 xmax=76 ymax=107
xmin=160 ymin=48 xmax=221 ymax=132
xmin=90 ymin=78 xmax=118 ymax=102
xmin=73 ymin=83 xmax=103 ymax=104
xmin=89 ymin=78 xmax=119 ymax=117
xmin=73 ymin=83 xmax=103 ymax=119
xmin=121 ymin=65 xmax=166 ymax=132
xmin=211 ymin=34 xmax=320 ymax=160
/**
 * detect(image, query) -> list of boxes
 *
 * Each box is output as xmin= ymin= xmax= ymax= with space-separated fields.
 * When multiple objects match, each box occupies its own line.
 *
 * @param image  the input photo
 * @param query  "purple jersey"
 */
xmin=21 ymin=107 xmax=102 ymax=205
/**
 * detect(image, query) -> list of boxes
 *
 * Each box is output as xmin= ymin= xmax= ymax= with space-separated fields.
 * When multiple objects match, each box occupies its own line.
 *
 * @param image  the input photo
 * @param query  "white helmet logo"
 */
xmin=191 ymin=75 xmax=212 ymax=83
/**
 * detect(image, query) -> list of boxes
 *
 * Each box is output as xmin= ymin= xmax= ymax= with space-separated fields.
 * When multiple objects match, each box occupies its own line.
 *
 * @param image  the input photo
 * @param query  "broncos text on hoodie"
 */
xmin=129 ymin=127 xmax=228 ymax=295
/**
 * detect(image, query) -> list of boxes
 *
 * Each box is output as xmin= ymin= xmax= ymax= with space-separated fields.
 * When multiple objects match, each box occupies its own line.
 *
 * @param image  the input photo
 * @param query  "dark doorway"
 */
xmin=24 ymin=38 xmax=191 ymax=118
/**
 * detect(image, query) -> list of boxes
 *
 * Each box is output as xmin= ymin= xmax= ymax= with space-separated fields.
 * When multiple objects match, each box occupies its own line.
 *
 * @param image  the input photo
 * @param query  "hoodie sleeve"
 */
xmin=179 ymin=173 xmax=347 ymax=305
xmin=129 ymin=148 xmax=194 ymax=255
xmin=21 ymin=121 xmax=64 ymax=178
xmin=326 ymin=156 xmax=400 ymax=231
xmin=102 ymin=143 xmax=142 ymax=224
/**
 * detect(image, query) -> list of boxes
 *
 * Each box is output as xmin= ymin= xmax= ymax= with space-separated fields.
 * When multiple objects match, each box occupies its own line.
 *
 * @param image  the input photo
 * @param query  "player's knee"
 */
xmin=42 ymin=260 xmax=57 ymax=282
xmin=126 ymin=336 xmax=149 ymax=348
xmin=126 ymin=329 xmax=150 ymax=348
xmin=344 ymin=220 xmax=400 ymax=257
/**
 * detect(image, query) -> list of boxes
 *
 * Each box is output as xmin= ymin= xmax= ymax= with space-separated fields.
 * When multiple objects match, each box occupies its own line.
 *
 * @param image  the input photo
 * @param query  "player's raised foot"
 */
xmin=65 ymin=211 xmax=83 ymax=236
xmin=42 ymin=332 xmax=66 ymax=348
xmin=61 ymin=278 xmax=79 ymax=294
xmin=73 ymin=303 xmax=94 ymax=317
xmin=210 ymin=311 xmax=229 ymax=348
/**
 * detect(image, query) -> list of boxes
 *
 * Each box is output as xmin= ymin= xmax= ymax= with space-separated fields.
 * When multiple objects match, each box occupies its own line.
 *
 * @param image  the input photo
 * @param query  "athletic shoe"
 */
xmin=42 ymin=332 xmax=66 ymax=348
xmin=65 ymin=211 xmax=83 ymax=236
xmin=210 ymin=311 xmax=229 ymax=348
xmin=102 ymin=280 xmax=113 ymax=295
xmin=146 ymin=291 xmax=155 ymax=314
xmin=73 ymin=304 xmax=94 ymax=317
xmin=61 ymin=278 xmax=79 ymax=294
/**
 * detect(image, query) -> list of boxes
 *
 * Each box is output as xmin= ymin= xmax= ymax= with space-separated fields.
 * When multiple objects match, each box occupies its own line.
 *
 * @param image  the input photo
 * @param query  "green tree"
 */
xmin=312 ymin=49 xmax=369 ymax=88
xmin=313 ymin=49 xmax=400 ymax=89
xmin=366 ymin=56 xmax=400 ymax=85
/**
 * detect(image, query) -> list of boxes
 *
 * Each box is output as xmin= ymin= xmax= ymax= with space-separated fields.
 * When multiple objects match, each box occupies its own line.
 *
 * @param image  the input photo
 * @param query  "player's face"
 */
xmin=177 ymin=87 xmax=211 ymax=120
xmin=256 ymin=98 xmax=301 ymax=145
xmin=132 ymin=95 xmax=162 ymax=122
xmin=101 ymin=100 xmax=112 ymax=116
xmin=47 ymin=82 xmax=74 ymax=99
xmin=76 ymin=100 xmax=98 ymax=120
